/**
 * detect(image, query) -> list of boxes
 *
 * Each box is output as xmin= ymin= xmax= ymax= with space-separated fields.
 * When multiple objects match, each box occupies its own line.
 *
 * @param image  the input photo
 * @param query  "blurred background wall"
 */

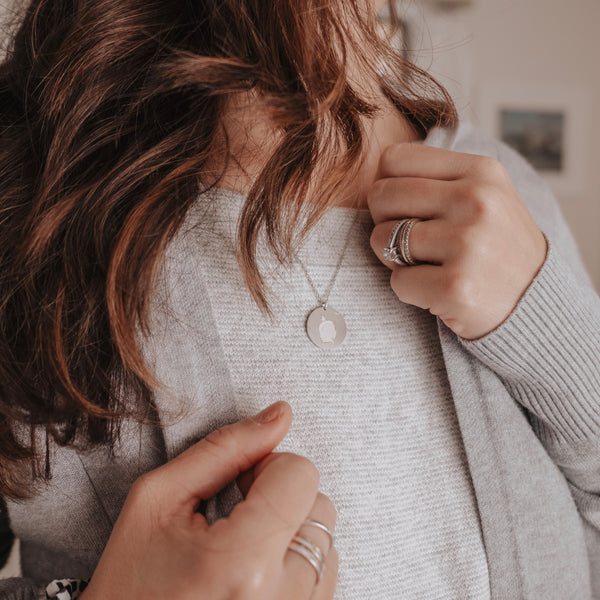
xmin=399 ymin=0 xmax=600 ymax=290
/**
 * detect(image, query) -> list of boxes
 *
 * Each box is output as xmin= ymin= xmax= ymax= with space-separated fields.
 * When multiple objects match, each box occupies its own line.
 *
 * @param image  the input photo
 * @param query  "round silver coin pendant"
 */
xmin=305 ymin=306 xmax=347 ymax=349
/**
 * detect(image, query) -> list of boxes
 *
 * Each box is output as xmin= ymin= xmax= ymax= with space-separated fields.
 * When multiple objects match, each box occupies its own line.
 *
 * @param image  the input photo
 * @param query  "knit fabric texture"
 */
xmin=185 ymin=186 xmax=491 ymax=598
xmin=2 ymin=119 xmax=599 ymax=600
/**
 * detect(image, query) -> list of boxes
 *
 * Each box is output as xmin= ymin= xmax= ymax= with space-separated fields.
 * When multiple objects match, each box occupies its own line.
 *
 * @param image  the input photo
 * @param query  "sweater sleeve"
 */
xmin=0 ymin=498 xmax=88 ymax=600
xmin=0 ymin=577 xmax=45 ymax=600
xmin=0 ymin=499 xmax=41 ymax=600
xmin=456 ymin=132 xmax=600 ymax=528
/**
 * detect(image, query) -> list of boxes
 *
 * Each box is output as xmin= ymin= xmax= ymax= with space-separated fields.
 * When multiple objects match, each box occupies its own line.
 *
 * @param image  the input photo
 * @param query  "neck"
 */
xmin=206 ymin=83 xmax=422 ymax=210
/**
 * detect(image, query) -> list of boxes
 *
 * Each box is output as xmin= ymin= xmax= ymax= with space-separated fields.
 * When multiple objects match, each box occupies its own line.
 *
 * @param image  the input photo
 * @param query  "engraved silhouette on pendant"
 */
xmin=306 ymin=306 xmax=347 ymax=349
xmin=319 ymin=316 xmax=337 ymax=344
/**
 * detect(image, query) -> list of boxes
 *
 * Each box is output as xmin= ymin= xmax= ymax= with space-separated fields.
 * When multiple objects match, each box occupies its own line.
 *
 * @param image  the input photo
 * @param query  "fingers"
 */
xmin=296 ymin=499 xmax=336 ymax=555
xmin=367 ymin=177 xmax=455 ymax=224
xmin=231 ymin=459 xmax=336 ymax=600
xmin=141 ymin=401 xmax=292 ymax=515
xmin=378 ymin=142 xmax=485 ymax=180
xmin=230 ymin=452 xmax=321 ymax=551
xmin=284 ymin=493 xmax=337 ymax=599
xmin=371 ymin=145 xmax=509 ymax=226
xmin=371 ymin=219 xmax=450 ymax=266
xmin=311 ymin=547 xmax=339 ymax=600
xmin=389 ymin=263 xmax=459 ymax=317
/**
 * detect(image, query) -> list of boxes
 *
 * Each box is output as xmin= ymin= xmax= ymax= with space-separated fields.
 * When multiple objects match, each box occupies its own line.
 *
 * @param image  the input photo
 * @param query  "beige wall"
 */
xmin=406 ymin=0 xmax=600 ymax=290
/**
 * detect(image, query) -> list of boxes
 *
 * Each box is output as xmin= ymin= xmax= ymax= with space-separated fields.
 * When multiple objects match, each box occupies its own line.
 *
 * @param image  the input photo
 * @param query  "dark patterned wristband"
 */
xmin=45 ymin=578 xmax=88 ymax=600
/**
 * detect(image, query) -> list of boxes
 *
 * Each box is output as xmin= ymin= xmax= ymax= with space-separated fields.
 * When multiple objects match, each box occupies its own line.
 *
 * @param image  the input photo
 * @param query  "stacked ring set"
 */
xmin=383 ymin=217 xmax=423 ymax=267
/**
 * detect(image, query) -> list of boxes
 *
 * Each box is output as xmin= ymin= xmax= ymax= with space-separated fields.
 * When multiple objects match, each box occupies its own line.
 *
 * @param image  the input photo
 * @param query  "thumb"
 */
xmin=152 ymin=401 xmax=292 ymax=513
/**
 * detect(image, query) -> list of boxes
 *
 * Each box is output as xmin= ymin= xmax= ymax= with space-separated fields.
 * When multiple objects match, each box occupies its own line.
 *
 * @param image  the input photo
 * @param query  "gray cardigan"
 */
xmin=1 ymin=120 xmax=600 ymax=599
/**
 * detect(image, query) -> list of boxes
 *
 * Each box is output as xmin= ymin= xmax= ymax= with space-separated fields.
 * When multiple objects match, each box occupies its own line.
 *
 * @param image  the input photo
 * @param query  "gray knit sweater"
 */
xmin=188 ymin=186 xmax=491 ymax=598
xmin=2 ymin=120 xmax=600 ymax=599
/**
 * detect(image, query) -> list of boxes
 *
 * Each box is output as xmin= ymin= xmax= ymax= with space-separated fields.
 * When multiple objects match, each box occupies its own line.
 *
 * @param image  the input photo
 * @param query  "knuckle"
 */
xmin=469 ymin=155 xmax=505 ymax=180
xmin=381 ymin=143 xmax=400 ymax=166
xmin=465 ymin=158 xmax=510 ymax=206
xmin=482 ymin=156 xmax=508 ymax=181
xmin=461 ymin=182 xmax=489 ymax=218
xmin=381 ymin=143 xmax=411 ymax=174
xmin=128 ymin=472 xmax=171 ymax=527
xmin=202 ymin=423 xmax=240 ymax=455
xmin=367 ymin=178 xmax=389 ymax=207
xmin=129 ymin=471 xmax=158 ymax=502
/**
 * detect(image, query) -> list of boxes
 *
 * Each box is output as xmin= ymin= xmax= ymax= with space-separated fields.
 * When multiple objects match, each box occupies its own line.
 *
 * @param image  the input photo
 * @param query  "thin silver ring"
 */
xmin=292 ymin=535 xmax=326 ymax=564
xmin=288 ymin=536 xmax=326 ymax=582
xmin=301 ymin=519 xmax=334 ymax=546
xmin=398 ymin=218 xmax=422 ymax=266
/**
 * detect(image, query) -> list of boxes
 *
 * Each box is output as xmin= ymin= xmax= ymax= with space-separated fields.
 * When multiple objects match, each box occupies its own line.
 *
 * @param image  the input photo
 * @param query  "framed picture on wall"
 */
xmin=477 ymin=81 xmax=590 ymax=196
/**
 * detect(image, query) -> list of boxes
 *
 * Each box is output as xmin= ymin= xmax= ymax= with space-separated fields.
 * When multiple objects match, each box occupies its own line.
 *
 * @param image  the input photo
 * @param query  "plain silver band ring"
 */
xmin=292 ymin=535 xmax=326 ymax=564
xmin=301 ymin=519 xmax=334 ymax=546
xmin=288 ymin=535 xmax=326 ymax=582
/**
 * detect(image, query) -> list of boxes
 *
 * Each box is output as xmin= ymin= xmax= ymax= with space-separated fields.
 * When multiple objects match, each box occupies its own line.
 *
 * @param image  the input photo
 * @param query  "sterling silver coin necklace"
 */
xmin=295 ymin=213 xmax=358 ymax=350
xmin=232 ymin=155 xmax=356 ymax=350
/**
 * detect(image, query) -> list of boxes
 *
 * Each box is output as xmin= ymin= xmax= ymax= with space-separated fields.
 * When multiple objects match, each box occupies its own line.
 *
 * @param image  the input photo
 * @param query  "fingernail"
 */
xmin=252 ymin=402 xmax=283 ymax=425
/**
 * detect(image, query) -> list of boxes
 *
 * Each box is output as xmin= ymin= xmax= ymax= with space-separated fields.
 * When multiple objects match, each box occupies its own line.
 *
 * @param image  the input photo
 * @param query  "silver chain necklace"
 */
xmin=295 ymin=212 xmax=357 ymax=350
xmin=231 ymin=155 xmax=357 ymax=349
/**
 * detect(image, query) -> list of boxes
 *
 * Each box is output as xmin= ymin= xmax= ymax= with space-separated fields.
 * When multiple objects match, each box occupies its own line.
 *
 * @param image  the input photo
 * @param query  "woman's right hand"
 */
xmin=80 ymin=401 xmax=338 ymax=600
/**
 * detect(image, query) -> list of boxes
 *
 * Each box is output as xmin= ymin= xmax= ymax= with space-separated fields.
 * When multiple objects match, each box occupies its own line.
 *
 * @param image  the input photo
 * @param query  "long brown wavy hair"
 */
xmin=0 ymin=0 xmax=456 ymax=499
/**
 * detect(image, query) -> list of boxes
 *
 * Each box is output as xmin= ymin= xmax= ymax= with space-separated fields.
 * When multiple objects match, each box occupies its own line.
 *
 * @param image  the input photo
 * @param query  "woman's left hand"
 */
xmin=368 ymin=143 xmax=548 ymax=340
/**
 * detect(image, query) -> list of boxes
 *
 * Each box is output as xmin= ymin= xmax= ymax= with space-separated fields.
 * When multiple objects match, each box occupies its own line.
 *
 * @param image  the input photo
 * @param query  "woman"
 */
xmin=0 ymin=0 xmax=598 ymax=598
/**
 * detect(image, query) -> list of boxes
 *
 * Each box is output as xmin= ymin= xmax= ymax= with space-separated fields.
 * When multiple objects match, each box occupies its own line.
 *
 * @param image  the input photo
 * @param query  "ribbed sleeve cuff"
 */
xmin=460 ymin=242 xmax=600 ymax=445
